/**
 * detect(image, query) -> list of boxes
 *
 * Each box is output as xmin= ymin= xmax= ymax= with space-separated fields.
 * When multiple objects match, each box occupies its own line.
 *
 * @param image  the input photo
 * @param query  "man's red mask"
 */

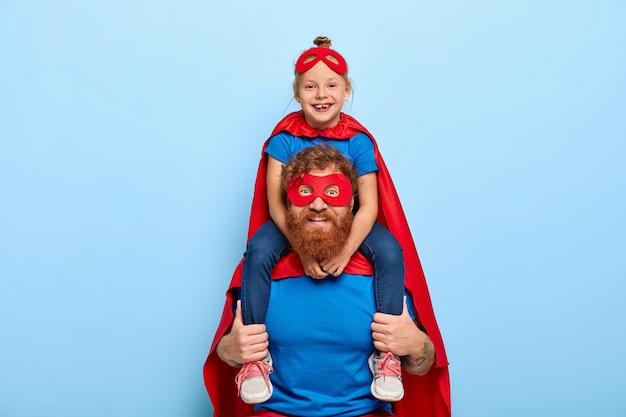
xmin=287 ymin=173 xmax=353 ymax=207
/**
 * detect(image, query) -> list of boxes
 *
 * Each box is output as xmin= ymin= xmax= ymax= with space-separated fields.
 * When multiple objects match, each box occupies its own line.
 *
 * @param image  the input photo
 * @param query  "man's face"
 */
xmin=286 ymin=165 xmax=354 ymax=261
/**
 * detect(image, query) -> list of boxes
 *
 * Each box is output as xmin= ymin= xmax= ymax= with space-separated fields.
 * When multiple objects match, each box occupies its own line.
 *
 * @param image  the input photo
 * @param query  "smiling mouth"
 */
xmin=308 ymin=215 xmax=329 ymax=222
xmin=313 ymin=104 xmax=331 ymax=110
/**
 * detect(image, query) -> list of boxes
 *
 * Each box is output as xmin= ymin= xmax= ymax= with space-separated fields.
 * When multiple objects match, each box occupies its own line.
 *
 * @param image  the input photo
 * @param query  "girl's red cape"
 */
xmin=203 ymin=111 xmax=450 ymax=417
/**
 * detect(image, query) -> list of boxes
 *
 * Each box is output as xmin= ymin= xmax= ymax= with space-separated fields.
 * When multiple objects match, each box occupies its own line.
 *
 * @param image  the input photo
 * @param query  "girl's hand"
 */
xmin=320 ymin=246 xmax=354 ymax=277
xmin=300 ymin=254 xmax=328 ymax=279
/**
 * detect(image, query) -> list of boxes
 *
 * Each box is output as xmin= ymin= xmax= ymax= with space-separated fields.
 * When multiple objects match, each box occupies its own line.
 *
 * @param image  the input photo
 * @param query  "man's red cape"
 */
xmin=203 ymin=111 xmax=451 ymax=417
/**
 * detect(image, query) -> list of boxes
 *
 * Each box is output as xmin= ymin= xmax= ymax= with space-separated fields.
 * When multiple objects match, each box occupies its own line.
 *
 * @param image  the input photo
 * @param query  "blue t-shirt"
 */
xmin=265 ymin=132 xmax=378 ymax=177
xmin=257 ymin=273 xmax=415 ymax=417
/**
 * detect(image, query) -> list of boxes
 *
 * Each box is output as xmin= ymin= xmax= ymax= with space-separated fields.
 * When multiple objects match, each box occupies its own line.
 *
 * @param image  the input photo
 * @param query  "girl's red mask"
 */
xmin=286 ymin=173 xmax=353 ymax=207
xmin=295 ymin=47 xmax=348 ymax=75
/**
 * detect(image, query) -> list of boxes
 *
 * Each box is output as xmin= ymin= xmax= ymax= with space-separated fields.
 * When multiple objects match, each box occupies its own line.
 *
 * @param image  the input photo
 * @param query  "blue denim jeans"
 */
xmin=241 ymin=220 xmax=291 ymax=325
xmin=360 ymin=222 xmax=405 ymax=316
xmin=241 ymin=220 xmax=405 ymax=325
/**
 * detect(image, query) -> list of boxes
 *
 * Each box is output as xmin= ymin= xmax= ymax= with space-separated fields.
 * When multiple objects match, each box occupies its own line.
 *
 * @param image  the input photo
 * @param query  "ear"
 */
xmin=343 ymin=82 xmax=351 ymax=101
xmin=293 ymin=83 xmax=301 ymax=103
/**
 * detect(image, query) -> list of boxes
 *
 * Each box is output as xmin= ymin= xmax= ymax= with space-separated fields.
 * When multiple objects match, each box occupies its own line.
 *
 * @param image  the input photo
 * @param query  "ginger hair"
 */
xmin=281 ymin=144 xmax=358 ymax=205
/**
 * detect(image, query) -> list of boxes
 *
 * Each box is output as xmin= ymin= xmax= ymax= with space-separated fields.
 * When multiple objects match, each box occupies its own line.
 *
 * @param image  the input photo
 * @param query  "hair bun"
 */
xmin=313 ymin=36 xmax=332 ymax=48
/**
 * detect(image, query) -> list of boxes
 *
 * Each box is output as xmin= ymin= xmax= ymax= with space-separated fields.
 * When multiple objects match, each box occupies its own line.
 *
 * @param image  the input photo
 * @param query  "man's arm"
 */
xmin=216 ymin=300 xmax=269 ymax=368
xmin=399 ymin=327 xmax=436 ymax=375
xmin=371 ymin=297 xmax=436 ymax=376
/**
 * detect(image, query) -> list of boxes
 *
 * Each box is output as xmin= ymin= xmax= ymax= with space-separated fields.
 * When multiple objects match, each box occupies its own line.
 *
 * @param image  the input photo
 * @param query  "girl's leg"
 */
xmin=362 ymin=225 xmax=406 ymax=402
xmin=359 ymin=223 xmax=404 ymax=402
xmin=358 ymin=222 xmax=404 ymax=315
xmin=241 ymin=220 xmax=290 ymax=325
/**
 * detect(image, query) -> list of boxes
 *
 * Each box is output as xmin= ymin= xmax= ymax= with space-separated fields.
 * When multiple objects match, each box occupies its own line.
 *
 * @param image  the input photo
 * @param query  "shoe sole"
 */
xmin=241 ymin=385 xmax=273 ymax=405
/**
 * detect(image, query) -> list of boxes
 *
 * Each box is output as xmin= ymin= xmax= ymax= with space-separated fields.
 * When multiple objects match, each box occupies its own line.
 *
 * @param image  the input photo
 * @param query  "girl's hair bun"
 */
xmin=313 ymin=36 xmax=332 ymax=48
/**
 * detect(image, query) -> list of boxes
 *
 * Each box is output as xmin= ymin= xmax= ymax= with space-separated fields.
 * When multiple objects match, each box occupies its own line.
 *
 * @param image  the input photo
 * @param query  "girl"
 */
xmin=237 ymin=37 xmax=406 ymax=404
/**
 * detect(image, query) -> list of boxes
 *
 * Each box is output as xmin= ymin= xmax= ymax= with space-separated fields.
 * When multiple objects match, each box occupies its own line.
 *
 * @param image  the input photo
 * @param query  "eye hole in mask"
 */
xmin=287 ymin=173 xmax=352 ymax=207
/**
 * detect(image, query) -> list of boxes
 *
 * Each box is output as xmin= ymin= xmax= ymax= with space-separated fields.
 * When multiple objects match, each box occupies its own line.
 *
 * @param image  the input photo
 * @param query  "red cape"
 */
xmin=203 ymin=111 xmax=450 ymax=417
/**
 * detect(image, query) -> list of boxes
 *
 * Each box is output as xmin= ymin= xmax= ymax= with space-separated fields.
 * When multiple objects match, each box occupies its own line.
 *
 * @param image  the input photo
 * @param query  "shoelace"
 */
xmin=235 ymin=359 xmax=274 ymax=393
xmin=376 ymin=352 xmax=402 ymax=379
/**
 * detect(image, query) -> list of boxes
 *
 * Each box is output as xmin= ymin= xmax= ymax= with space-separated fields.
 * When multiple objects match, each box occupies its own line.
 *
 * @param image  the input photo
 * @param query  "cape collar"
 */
xmin=271 ymin=111 xmax=366 ymax=140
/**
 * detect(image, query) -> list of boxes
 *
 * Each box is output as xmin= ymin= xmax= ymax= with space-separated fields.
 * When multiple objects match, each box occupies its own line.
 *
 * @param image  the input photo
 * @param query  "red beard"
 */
xmin=286 ymin=207 xmax=353 ymax=261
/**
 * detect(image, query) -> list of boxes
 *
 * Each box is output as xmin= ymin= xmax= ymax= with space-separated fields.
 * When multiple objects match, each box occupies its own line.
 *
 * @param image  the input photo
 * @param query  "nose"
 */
xmin=308 ymin=196 xmax=328 ymax=211
xmin=316 ymin=86 xmax=327 ymax=99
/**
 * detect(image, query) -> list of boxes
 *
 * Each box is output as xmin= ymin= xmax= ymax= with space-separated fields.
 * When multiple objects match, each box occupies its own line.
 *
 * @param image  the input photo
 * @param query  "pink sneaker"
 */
xmin=368 ymin=351 xmax=404 ymax=402
xmin=235 ymin=354 xmax=273 ymax=404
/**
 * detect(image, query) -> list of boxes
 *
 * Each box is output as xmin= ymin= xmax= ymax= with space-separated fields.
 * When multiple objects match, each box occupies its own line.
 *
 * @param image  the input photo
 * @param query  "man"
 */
xmin=204 ymin=145 xmax=450 ymax=417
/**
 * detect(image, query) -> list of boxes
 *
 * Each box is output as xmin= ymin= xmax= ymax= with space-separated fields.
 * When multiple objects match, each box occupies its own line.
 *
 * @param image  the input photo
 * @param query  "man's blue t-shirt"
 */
xmin=257 ymin=273 xmax=415 ymax=417
xmin=265 ymin=132 xmax=378 ymax=177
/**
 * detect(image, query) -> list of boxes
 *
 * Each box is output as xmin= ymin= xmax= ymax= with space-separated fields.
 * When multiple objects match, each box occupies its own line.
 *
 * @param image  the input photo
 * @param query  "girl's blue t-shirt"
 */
xmin=265 ymin=132 xmax=378 ymax=177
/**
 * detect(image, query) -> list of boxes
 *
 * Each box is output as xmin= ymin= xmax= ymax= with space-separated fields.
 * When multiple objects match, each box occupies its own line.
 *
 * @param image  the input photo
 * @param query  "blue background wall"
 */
xmin=1 ymin=1 xmax=624 ymax=416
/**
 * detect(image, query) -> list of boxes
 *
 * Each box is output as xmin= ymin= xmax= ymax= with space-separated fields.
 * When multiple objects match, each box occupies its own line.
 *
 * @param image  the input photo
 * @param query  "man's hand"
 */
xmin=300 ymin=253 xmax=328 ymax=279
xmin=371 ymin=297 xmax=436 ymax=375
xmin=216 ymin=300 xmax=269 ymax=368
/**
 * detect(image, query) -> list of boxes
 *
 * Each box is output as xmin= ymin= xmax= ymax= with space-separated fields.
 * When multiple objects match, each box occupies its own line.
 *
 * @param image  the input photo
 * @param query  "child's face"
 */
xmin=294 ymin=61 xmax=350 ymax=130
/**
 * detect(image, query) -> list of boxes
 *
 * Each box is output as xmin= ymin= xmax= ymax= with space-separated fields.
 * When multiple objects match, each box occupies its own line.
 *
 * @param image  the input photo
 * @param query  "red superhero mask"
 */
xmin=287 ymin=173 xmax=353 ymax=207
xmin=295 ymin=47 xmax=348 ymax=75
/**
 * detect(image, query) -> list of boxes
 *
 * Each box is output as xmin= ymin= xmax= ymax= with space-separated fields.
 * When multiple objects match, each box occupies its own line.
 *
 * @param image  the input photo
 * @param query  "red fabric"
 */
xmin=286 ymin=172 xmax=353 ymax=207
xmin=203 ymin=111 xmax=451 ymax=417
xmin=273 ymin=251 xmax=373 ymax=279
xmin=295 ymin=47 xmax=348 ymax=74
